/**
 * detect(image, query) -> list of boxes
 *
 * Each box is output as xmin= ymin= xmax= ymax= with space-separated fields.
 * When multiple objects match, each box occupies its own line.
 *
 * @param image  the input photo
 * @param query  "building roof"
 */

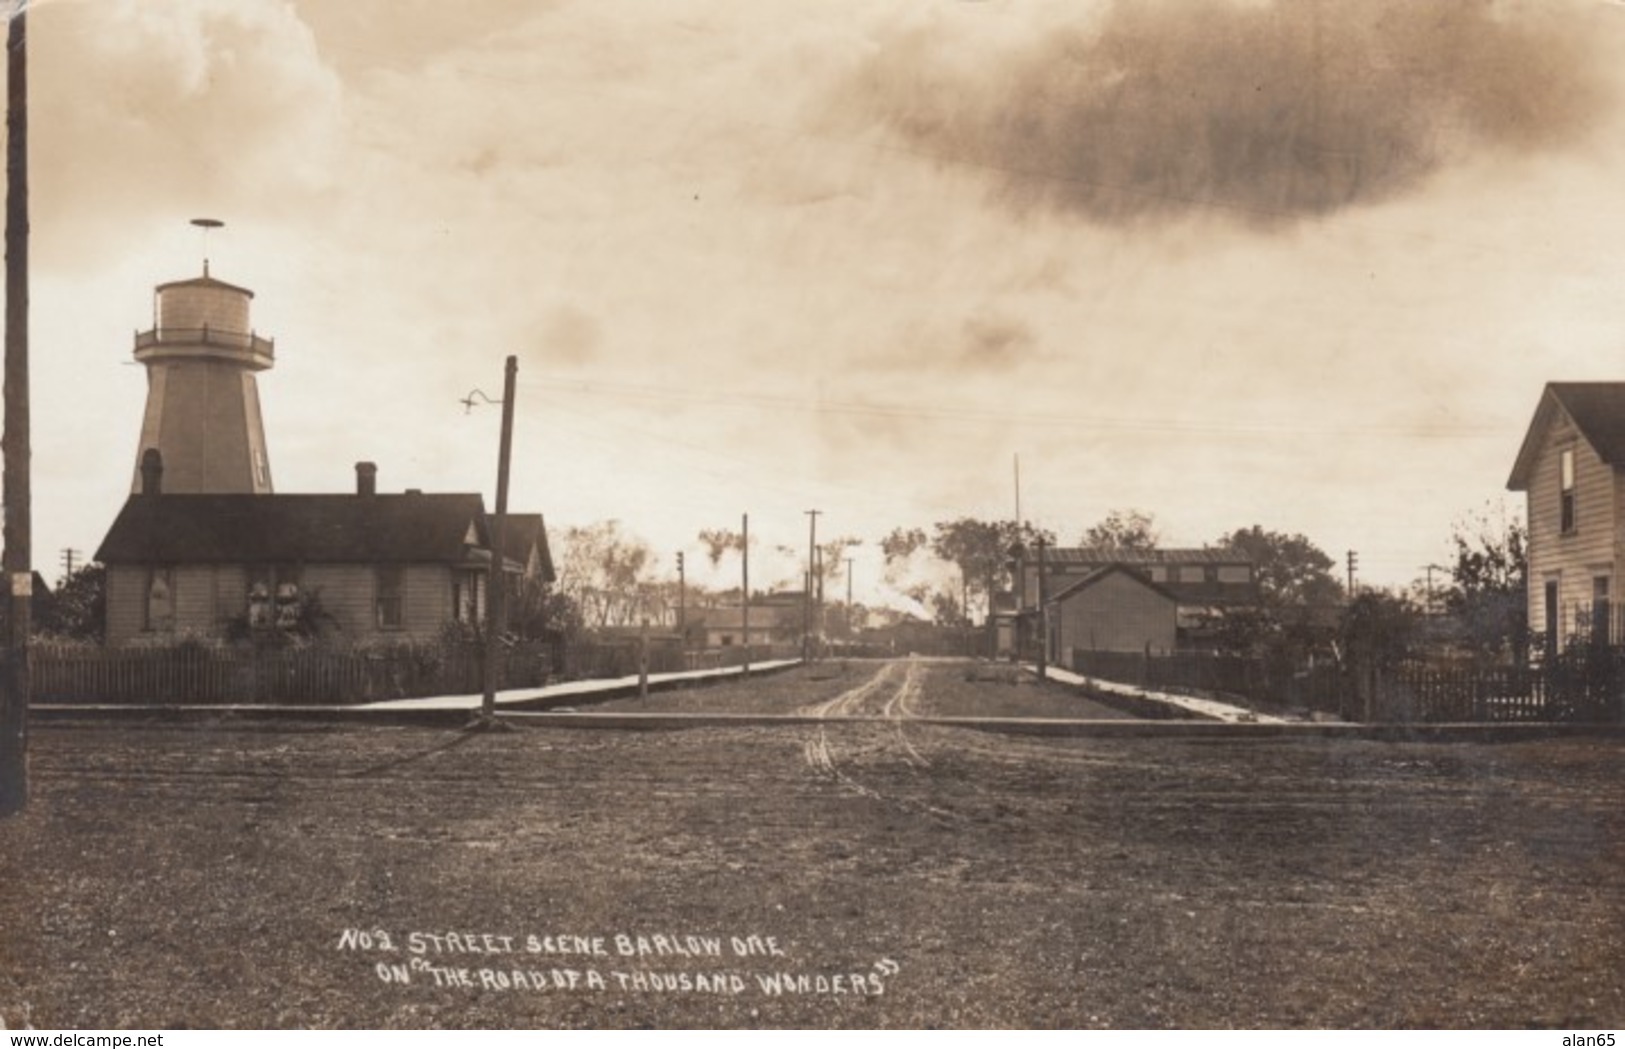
xmin=1044 ymin=546 xmax=1252 ymax=565
xmin=497 ymin=513 xmax=556 ymax=583
xmin=1507 ymin=382 xmax=1625 ymax=491
xmin=154 ymin=274 xmax=255 ymax=298
xmin=1047 ymin=564 xmax=1180 ymax=605
xmin=96 ymin=493 xmax=490 ymax=565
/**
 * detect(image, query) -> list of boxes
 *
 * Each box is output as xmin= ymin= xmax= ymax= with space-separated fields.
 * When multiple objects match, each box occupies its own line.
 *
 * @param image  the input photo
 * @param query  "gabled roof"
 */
xmin=1047 ymin=564 xmax=1179 ymax=605
xmin=1045 ymin=546 xmax=1251 ymax=566
xmin=499 ymin=513 xmax=556 ymax=583
xmin=1508 ymin=382 xmax=1625 ymax=491
xmin=95 ymin=493 xmax=489 ymax=564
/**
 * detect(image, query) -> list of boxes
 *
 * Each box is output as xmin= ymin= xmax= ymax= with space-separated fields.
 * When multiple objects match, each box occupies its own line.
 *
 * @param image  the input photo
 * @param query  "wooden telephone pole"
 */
xmin=477 ymin=355 xmax=517 ymax=722
xmin=1 ymin=0 xmax=29 ymax=817
xmin=741 ymin=513 xmax=750 ymax=677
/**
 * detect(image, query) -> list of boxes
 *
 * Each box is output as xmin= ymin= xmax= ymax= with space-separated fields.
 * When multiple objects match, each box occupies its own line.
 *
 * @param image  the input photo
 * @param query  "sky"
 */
xmin=12 ymin=0 xmax=1625 ymax=611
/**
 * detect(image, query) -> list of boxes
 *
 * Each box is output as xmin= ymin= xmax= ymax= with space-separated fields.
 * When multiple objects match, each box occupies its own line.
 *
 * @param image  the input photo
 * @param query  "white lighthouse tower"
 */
xmin=129 ymin=222 xmax=274 ymax=495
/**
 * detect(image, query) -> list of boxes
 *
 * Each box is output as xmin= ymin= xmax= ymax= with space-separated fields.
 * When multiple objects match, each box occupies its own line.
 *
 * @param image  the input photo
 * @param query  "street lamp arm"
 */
xmin=460 ymin=389 xmax=504 ymax=414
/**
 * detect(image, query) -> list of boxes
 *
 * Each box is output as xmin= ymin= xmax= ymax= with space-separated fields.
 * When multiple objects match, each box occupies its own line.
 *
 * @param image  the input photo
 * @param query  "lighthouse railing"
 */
xmin=133 ymin=326 xmax=275 ymax=359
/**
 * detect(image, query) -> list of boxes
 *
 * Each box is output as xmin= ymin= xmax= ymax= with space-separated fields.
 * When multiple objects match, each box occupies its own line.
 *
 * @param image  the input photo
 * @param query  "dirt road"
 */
xmin=0 ymin=659 xmax=1620 ymax=1029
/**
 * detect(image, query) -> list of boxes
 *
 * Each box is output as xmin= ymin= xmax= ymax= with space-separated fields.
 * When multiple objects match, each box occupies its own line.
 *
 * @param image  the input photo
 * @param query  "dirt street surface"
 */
xmin=0 ymin=659 xmax=1620 ymax=1029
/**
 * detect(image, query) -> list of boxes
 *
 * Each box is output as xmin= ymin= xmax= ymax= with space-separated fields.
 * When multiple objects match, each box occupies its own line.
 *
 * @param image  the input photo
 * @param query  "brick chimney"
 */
xmin=356 ymin=461 xmax=377 ymax=496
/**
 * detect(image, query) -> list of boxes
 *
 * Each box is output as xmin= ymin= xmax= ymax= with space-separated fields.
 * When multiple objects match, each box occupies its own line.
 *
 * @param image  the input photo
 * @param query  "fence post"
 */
xmin=638 ymin=618 xmax=649 ymax=699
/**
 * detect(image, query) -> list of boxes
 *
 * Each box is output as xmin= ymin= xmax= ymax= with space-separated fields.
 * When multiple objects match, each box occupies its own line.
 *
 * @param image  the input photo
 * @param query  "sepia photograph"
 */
xmin=0 ymin=0 xmax=1622 ymax=1032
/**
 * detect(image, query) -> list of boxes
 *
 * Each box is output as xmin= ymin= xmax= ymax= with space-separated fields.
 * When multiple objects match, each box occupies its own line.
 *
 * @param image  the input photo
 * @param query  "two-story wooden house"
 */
xmin=1507 ymin=382 xmax=1625 ymax=652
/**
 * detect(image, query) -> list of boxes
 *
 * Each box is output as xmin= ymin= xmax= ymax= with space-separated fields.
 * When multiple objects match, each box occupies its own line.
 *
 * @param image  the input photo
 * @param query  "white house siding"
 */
xmin=104 ymin=562 xmax=466 ymax=645
xmin=402 ymin=564 xmax=454 ymax=640
xmin=1526 ymin=409 xmax=1616 ymax=647
xmin=294 ymin=564 xmax=374 ymax=638
xmin=1052 ymin=573 xmax=1177 ymax=655
xmin=298 ymin=563 xmax=455 ymax=642
xmin=172 ymin=566 xmax=218 ymax=635
xmin=105 ymin=565 xmax=145 ymax=644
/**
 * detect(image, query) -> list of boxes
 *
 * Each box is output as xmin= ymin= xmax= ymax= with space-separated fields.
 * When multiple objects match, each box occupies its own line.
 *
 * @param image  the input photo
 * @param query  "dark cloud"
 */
xmin=959 ymin=315 xmax=1039 ymax=368
xmin=839 ymin=0 xmax=1609 ymax=226
xmin=862 ymin=313 xmax=1043 ymax=374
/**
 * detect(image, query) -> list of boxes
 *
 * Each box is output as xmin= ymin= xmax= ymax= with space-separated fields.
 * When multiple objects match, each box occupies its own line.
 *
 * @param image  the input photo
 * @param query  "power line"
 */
xmin=527 ymin=377 xmax=1505 ymax=439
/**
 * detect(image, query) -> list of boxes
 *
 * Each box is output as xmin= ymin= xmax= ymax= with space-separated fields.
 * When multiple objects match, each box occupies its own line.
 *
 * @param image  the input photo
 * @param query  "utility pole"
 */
xmin=961 ymin=568 xmax=970 ymax=658
xmin=744 ymin=513 xmax=754 ymax=678
xmin=1346 ymin=550 xmax=1358 ymax=598
xmin=814 ymin=544 xmax=824 ymax=650
xmin=59 ymin=547 xmax=78 ymax=581
xmin=741 ymin=513 xmax=750 ymax=677
xmin=1 ymin=0 xmax=29 ymax=818
xmin=675 ymin=550 xmax=685 ymax=654
xmin=1424 ymin=563 xmax=1448 ymax=616
xmin=844 ymin=557 xmax=854 ymax=641
xmin=804 ymin=509 xmax=820 ymax=663
xmin=1036 ymin=535 xmax=1048 ymax=681
xmin=476 ymin=355 xmax=517 ymax=723
xmin=1014 ymin=453 xmax=1020 ymax=524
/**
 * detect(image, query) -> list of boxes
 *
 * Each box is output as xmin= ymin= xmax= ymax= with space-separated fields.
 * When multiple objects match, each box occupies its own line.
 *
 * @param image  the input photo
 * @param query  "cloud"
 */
xmin=861 ymin=312 xmax=1044 ymax=375
xmin=836 ymin=0 xmax=1611 ymax=227
xmin=959 ymin=315 xmax=1039 ymax=369
xmin=535 ymin=303 xmax=605 ymax=366
xmin=32 ymin=0 xmax=345 ymax=266
xmin=290 ymin=0 xmax=558 ymax=78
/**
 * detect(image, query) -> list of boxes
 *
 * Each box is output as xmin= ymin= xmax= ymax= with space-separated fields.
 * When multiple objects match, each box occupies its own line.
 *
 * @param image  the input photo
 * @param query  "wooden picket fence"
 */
xmin=1070 ymin=648 xmax=1625 ymax=723
xmin=30 ymin=640 xmax=552 ymax=706
xmin=1372 ymin=666 xmax=1546 ymax=722
xmin=29 ymin=639 xmax=802 ymax=706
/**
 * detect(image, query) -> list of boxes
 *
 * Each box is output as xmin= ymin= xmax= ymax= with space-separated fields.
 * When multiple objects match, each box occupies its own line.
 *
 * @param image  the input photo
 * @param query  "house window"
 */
xmin=248 ymin=564 xmax=302 ymax=630
xmin=452 ymin=570 xmax=484 ymax=624
xmin=274 ymin=565 xmax=303 ymax=629
xmin=145 ymin=567 xmax=174 ymax=632
xmin=1560 ymin=448 xmax=1577 ymax=534
xmin=376 ymin=566 xmax=404 ymax=629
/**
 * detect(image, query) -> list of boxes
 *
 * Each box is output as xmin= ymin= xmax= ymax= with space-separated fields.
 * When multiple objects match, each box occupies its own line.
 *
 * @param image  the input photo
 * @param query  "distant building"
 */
xmin=699 ymin=591 xmax=803 ymax=648
xmin=1507 ymin=382 xmax=1625 ymax=652
xmin=499 ymin=514 xmax=557 ymax=588
xmin=1047 ymin=565 xmax=1178 ymax=656
xmin=1019 ymin=547 xmax=1258 ymax=650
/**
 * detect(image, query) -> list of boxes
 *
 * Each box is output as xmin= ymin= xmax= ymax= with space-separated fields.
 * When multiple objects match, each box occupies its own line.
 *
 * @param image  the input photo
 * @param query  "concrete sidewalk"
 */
xmin=1032 ymin=664 xmax=1291 ymax=723
xmin=29 ymin=659 xmax=803 ymax=724
xmin=360 ymin=659 xmax=802 ymax=712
